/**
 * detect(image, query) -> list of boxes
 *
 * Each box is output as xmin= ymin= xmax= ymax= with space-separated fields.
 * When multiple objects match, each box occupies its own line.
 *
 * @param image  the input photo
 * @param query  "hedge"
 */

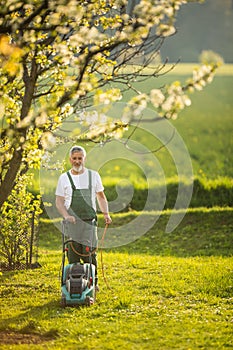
xmin=103 ymin=176 xmax=233 ymax=212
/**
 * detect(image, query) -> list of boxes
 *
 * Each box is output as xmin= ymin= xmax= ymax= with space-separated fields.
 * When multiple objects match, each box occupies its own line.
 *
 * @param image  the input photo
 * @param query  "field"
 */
xmin=0 ymin=65 xmax=233 ymax=349
xmin=98 ymin=63 xmax=233 ymax=181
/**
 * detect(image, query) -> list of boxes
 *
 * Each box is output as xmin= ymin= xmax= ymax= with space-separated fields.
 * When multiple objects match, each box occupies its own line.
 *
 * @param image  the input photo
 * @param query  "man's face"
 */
xmin=70 ymin=151 xmax=85 ymax=172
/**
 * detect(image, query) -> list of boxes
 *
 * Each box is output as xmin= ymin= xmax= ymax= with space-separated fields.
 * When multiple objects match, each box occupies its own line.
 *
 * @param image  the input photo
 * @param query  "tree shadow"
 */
xmin=31 ymin=208 xmax=233 ymax=259
xmin=107 ymin=208 xmax=233 ymax=257
xmin=0 ymin=299 xmax=70 ymax=334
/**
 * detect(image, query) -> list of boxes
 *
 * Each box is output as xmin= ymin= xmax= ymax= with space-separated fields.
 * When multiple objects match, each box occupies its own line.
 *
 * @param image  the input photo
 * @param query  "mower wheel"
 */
xmin=85 ymin=296 xmax=91 ymax=306
xmin=61 ymin=295 xmax=66 ymax=308
xmin=85 ymin=296 xmax=94 ymax=306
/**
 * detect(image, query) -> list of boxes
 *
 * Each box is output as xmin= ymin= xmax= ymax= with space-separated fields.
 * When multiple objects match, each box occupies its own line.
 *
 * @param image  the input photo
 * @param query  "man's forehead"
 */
xmin=70 ymin=151 xmax=85 ymax=156
xmin=69 ymin=146 xmax=86 ymax=157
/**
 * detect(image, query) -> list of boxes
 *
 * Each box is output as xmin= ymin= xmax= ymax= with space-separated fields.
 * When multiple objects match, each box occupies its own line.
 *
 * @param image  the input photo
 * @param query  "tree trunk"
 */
xmin=0 ymin=148 xmax=23 ymax=209
xmin=0 ymin=58 xmax=38 ymax=210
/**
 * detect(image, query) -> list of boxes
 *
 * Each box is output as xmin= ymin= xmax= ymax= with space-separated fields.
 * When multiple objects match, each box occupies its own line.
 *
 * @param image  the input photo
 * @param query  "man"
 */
xmin=55 ymin=145 xmax=112 ymax=289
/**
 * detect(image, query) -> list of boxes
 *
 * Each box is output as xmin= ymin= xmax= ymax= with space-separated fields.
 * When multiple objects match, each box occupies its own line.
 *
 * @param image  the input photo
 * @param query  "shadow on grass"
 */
xmin=109 ymin=208 xmax=233 ymax=257
xmin=39 ymin=208 xmax=233 ymax=257
xmin=0 ymin=299 xmax=64 ymax=336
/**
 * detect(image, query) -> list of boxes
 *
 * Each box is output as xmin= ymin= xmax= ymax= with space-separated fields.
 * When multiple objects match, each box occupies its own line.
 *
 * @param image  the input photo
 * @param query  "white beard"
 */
xmin=72 ymin=165 xmax=83 ymax=173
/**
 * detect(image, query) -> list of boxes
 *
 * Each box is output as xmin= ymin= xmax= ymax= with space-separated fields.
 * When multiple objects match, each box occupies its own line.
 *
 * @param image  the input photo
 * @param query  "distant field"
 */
xmin=137 ymin=63 xmax=233 ymax=76
xmin=98 ymin=64 xmax=233 ymax=181
xmin=178 ymin=63 xmax=233 ymax=75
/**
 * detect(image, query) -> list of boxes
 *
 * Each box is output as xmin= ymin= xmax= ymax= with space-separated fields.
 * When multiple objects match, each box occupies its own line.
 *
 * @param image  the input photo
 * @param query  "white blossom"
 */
xmin=150 ymin=89 xmax=165 ymax=107
xmin=162 ymin=95 xmax=175 ymax=112
xmin=182 ymin=94 xmax=191 ymax=107
xmin=40 ymin=132 xmax=56 ymax=150
xmin=157 ymin=24 xmax=176 ymax=37
xmin=61 ymin=104 xmax=74 ymax=117
xmin=35 ymin=111 xmax=48 ymax=127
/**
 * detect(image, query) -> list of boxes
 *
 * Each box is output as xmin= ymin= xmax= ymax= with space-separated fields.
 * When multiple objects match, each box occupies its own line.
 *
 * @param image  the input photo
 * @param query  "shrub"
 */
xmin=104 ymin=176 xmax=233 ymax=212
xmin=0 ymin=174 xmax=42 ymax=270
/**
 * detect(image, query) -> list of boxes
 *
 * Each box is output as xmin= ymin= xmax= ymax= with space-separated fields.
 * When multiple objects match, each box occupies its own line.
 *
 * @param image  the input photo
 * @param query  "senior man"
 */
xmin=55 ymin=145 xmax=112 ymax=289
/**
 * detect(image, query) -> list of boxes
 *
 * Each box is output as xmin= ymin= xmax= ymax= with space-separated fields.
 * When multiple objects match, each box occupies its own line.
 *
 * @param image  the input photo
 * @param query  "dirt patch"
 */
xmin=0 ymin=331 xmax=53 ymax=345
xmin=0 ymin=262 xmax=42 ymax=271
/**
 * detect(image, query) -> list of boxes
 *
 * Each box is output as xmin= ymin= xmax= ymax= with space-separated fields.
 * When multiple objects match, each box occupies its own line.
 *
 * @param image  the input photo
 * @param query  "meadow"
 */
xmin=99 ymin=63 xmax=233 ymax=181
xmin=0 ymin=64 xmax=232 ymax=349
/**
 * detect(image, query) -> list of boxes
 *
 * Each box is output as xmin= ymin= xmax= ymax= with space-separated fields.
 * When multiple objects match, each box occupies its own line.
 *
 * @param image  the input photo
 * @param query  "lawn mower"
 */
xmin=60 ymin=220 xmax=96 ymax=307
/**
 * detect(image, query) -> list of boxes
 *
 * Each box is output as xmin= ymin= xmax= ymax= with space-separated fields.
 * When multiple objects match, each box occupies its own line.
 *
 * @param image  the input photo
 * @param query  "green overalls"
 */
xmin=66 ymin=170 xmax=98 ymax=281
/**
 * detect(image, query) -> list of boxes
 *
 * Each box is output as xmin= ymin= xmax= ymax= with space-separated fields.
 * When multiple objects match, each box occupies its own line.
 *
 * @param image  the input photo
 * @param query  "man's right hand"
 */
xmin=64 ymin=215 xmax=76 ymax=224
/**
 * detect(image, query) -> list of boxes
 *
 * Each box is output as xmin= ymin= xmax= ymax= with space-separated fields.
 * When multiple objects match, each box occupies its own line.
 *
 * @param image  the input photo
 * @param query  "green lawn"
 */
xmin=0 ymin=208 xmax=232 ymax=349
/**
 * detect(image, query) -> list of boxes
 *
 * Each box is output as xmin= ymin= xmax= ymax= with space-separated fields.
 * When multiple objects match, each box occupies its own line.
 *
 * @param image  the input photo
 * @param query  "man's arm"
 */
xmin=96 ymin=191 xmax=112 ymax=224
xmin=55 ymin=195 xmax=76 ymax=223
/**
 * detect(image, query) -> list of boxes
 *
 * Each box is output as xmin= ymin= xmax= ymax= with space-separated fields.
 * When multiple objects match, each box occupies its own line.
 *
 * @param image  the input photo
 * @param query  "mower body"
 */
xmin=61 ymin=262 xmax=96 ymax=307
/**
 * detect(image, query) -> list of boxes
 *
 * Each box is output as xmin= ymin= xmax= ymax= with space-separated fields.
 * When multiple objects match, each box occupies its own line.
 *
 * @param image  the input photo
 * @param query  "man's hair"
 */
xmin=69 ymin=145 xmax=86 ymax=157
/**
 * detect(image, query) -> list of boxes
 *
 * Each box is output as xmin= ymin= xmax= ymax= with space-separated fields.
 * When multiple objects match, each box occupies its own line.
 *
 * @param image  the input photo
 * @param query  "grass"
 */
xmin=0 ymin=208 xmax=232 ymax=349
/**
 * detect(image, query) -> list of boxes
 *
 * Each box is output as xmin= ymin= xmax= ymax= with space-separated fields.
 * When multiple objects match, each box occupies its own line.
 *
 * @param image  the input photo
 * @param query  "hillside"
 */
xmin=160 ymin=0 xmax=233 ymax=63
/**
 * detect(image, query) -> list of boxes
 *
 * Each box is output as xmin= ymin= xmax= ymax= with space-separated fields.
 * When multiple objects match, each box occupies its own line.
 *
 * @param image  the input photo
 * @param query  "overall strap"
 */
xmin=88 ymin=169 xmax=93 ymax=208
xmin=88 ymin=169 xmax=92 ymax=191
xmin=66 ymin=170 xmax=92 ymax=191
xmin=66 ymin=171 xmax=76 ymax=190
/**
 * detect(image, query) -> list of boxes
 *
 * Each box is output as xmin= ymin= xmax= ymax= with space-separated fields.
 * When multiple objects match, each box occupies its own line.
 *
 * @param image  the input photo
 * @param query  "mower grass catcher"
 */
xmin=61 ymin=262 xmax=96 ymax=307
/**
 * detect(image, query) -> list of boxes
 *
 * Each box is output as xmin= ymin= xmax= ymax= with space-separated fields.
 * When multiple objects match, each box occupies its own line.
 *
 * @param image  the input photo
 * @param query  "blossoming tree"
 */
xmin=0 ymin=0 xmax=221 ymax=210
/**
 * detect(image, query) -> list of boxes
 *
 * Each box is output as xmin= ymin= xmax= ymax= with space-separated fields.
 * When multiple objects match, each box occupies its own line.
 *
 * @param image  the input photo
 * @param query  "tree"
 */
xmin=0 ymin=0 xmax=221 ymax=210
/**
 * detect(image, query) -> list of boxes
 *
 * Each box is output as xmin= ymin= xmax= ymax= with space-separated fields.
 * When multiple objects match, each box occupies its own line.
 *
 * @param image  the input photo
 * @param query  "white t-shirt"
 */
xmin=55 ymin=168 xmax=104 ymax=210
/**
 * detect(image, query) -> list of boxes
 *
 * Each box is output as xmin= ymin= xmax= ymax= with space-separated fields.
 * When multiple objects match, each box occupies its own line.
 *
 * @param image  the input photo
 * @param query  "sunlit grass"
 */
xmin=1 ymin=207 xmax=232 ymax=349
xmin=1 ymin=253 xmax=232 ymax=349
xmin=118 ymin=63 xmax=233 ymax=76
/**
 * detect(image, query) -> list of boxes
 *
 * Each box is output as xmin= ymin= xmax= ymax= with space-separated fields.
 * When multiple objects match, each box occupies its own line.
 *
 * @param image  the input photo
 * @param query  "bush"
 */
xmin=103 ymin=176 xmax=233 ymax=212
xmin=35 ymin=176 xmax=232 ymax=217
xmin=0 ymin=174 xmax=42 ymax=270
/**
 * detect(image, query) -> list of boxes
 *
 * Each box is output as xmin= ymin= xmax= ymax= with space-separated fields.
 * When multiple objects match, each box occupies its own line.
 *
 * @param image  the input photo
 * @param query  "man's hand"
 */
xmin=104 ymin=213 xmax=112 ymax=225
xmin=64 ymin=215 xmax=76 ymax=224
